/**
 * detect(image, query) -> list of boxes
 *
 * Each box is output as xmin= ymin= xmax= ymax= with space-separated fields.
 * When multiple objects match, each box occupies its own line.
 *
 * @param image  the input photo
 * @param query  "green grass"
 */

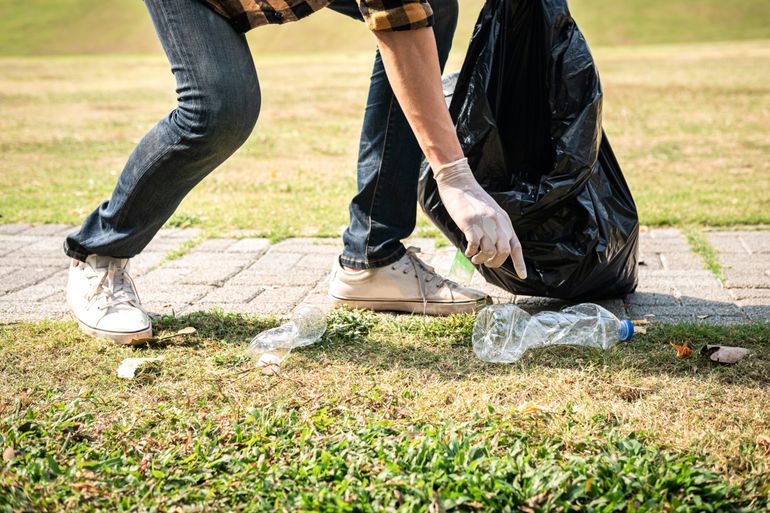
xmin=1 ymin=311 xmax=769 ymax=510
xmin=683 ymin=226 xmax=726 ymax=282
xmin=1 ymin=0 xmax=770 ymax=56
xmin=1 ymin=41 xmax=769 ymax=236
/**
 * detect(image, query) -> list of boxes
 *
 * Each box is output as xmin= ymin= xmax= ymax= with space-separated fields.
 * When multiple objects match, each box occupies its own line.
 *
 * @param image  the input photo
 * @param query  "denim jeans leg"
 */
xmin=64 ymin=0 xmax=260 ymax=261
xmin=338 ymin=1 xmax=459 ymax=269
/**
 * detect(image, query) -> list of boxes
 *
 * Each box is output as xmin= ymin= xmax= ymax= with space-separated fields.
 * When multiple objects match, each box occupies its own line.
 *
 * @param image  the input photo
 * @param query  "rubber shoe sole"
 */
xmin=76 ymin=320 xmax=152 ymax=345
xmin=330 ymin=294 xmax=490 ymax=316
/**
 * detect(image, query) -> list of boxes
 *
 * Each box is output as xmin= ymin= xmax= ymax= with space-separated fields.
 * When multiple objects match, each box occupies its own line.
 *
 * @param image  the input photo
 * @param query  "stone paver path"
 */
xmin=1 ymin=224 xmax=769 ymax=323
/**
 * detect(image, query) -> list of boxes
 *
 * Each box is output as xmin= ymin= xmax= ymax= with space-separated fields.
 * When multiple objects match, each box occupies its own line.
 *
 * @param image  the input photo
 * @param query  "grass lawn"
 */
xmin=1 ymin=311 xmax=769 ymax=510
xmin=1 ymin=41 xmax=769 ymax=239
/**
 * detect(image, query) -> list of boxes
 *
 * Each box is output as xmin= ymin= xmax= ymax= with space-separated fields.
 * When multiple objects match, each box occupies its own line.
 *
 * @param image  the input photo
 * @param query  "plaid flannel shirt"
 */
xmin=202 ymin=0 xmax=434 ymax=32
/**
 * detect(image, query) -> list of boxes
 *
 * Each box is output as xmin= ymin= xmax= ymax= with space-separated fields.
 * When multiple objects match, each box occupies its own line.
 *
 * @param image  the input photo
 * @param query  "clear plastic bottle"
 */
xmin=472 ymin=303 xmax=634 ymax=363
xmin=246 ymin=305 xmax=327 ymax=374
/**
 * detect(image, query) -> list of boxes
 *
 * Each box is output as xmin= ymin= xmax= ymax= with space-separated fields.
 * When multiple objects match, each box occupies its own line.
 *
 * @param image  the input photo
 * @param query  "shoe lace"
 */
xmin=393 ymin=247 xmax=458 ymax=314
xmin=86 ymin=262 xmax=146 ymax=313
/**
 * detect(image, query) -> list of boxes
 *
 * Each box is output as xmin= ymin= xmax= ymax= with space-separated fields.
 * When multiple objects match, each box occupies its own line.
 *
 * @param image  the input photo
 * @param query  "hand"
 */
xmin=434 ymin=158 xmax=527 ymax=278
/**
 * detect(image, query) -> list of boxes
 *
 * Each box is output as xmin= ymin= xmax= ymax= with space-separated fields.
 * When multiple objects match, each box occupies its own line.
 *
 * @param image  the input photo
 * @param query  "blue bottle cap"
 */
xmin=618 ymin=320 xmax=634 ymax=341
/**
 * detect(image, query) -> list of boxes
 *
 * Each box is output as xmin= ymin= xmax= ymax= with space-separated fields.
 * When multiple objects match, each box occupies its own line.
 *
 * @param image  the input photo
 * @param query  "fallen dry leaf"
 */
xmin=614 ymin=384 xmax=654 ymax=402
xmin=122 ymin=327 xmax=197 ymax=347
xmin=757 ymin=435 xmax=770 ymax=455
xmin=671 ymin=340 xmax=693 ymax=358
xmin=516 ymin=401 xmax=551 ymax=415
xmin=2 ymin=447 xmax=15 ymax=461
xmin=701 ymin=345 xmax=751 ymax=364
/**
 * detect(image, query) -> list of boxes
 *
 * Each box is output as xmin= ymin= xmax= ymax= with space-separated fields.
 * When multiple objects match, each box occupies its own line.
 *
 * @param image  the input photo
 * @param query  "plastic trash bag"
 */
xmin=418 ymin=0 xmax=639 ymax=300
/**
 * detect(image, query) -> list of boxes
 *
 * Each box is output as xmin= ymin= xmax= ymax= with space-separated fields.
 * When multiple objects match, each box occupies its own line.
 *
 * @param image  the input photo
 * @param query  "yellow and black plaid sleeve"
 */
xmin=358 ymin=0 xmax=434 ymax=31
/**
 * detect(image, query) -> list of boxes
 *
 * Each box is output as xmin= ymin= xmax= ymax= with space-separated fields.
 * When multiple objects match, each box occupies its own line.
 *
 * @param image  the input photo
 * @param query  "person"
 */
xmin=63 ymin=0 xmax=527 ymax=344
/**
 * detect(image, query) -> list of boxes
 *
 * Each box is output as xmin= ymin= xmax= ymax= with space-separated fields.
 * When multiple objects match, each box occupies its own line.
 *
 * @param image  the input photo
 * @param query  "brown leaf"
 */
xmin=756 ymin=435 xmax=770 ymax=455
xmin=516 ymin=401 xmax=551 ymax=415
xmin=701 ymin=345 xmax=751 ymax=365
xmin=671 ymin=340 xmax=693 ymax=359
xmin=3 ymin=447 xmax=15 ymax=461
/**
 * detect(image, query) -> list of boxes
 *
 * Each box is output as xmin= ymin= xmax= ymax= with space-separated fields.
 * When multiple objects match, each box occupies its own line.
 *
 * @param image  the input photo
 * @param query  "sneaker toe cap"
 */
xmin=95 ymin=309 xmax=151 ymax=334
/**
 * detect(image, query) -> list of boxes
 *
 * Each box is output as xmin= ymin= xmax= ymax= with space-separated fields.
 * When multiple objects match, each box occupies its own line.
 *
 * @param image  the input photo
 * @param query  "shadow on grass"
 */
xmin=154 ymin=305 xmax=770 ymax=387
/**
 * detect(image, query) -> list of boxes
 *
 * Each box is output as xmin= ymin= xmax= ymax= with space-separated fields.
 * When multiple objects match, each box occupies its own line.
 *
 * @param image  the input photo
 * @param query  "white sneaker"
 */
xmin=329 ymin=247 xmax=490 ymax=316
xmin=66 ymin=255 xmax=152 ymax=344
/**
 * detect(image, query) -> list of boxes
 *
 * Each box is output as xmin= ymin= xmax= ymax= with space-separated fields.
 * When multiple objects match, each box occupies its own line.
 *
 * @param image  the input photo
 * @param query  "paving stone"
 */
xmin=198 ymin=285 xmax=265 ymax=304
xmin=249 ymin=285 xmax=311 ymax=307
xmin=624 ymin=292 xmax=680 ymax=306
xmin=729 ymin=288 xmax=770 ymax=300
xmin=723 ymin=270 xmax=770 ymax=289
xmin=295 ymin=253 xmax=337 ymax=270
xmin=0 ymin=301 xmax=69 ymax=322
xmin=733 ymin=232 xmax=770 ymax=254
xmin=195 ymin=238 xmax=239 ymax=252
xmin=0 ymin=224 xmax=31 ymax=235
xmin=130 ymin=252 xmax=166 ymax=277
xmin=659 ymin=253 xmax=705 ymax=271
xmin=736 ymin=299 xmax=770 ymax=322
xmin=164 ymin=252 xmax=253 ymax=269
xmin=23 ymin=224 xmax=75 ymax=236
xmin=230 ymin=269 xmax=325 ymax=287
xmin=707 ymin=232 xmax=748 ymax=254
xmin=156 ymin=228 xmax=202 ymax=240
xmin=1 ymin=271 xmax=66 ymax=302
xmin=637 ymin=255 xmax=664 ymax=271
xmin=271 ymin=238 xmax=339 ymax=254
xmin=246 ymin=251 xmax=304 ymax=272
xmin=225 ymin=238 xmax=271 ymax=254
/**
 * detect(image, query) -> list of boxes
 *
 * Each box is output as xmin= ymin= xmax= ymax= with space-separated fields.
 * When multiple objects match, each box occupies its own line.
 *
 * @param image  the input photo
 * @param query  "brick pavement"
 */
xmin=1 ymin=224 xmax=768 ymax=323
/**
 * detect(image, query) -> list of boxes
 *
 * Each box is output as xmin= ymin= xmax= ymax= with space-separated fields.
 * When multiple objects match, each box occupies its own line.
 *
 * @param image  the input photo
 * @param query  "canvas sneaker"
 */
xmin=66 ymin=255 xmax=152 ymax=344
xmin=329 ymin=247 xmax=491 ymax=316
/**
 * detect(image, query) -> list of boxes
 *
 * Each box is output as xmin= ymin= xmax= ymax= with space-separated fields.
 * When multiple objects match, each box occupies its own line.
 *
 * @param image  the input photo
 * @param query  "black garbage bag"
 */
xmin=418 ymin=0 xmax=639 ymax=300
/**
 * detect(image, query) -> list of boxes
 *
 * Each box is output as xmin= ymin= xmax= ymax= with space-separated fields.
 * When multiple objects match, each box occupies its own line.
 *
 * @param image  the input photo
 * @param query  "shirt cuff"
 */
xmin=362 ymin=1 xmax=435 ymax=32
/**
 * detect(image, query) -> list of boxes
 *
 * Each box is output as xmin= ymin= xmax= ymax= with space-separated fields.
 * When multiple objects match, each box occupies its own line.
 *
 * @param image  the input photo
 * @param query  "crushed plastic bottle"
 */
xmin=246 ymin=305 xmax=327 ymax=374
xmin=472 ymin=303 xmax=634 ymax=363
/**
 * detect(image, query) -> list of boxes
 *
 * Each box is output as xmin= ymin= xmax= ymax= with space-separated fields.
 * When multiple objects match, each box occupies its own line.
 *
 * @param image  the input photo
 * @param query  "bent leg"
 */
xmin=336 ymin=0 xmax=459 ymax=269
xmin=64 ymin=0 xmax=260 ymax=260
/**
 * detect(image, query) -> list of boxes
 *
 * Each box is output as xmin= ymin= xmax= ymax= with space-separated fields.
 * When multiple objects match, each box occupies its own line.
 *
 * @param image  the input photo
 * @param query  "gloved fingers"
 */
xmin=471 ymin=234 xmax=497 ymax=265
xmin=510 ymin=234 xmax=527 ymax=279
xmin=463 ymin=224 xmax=483 ymax=259
xmin=486 ymin=237 xmax=511 ymax=268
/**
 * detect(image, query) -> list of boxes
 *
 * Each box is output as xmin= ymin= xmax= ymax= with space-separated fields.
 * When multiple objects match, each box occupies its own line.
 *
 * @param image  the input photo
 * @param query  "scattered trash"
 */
xmin=246 ymin=305 xmax=326 ymax=375
xmin=3 ymin=447 xmax=15 ymax=461
xmin=124 ymin=327 xmax=197 ymax=347
xmin=671 ymin=340 xmax=693 ymax=359
xmin=117 ymin=357 xmax=164 ymax=379
xmin=448 ymin=249 xmax=475 ymax=286
xmin=697 ymin=315 xmax=710 ymax=320
xmin=701 ymin=345 xmax=751 ymax=364
xmin=473 ymin=303 xmax=634 ymax=363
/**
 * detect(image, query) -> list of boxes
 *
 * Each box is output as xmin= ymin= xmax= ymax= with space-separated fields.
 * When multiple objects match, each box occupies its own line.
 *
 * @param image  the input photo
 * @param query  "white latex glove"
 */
xmin=434 ymin=158 xmax=527 ymax=277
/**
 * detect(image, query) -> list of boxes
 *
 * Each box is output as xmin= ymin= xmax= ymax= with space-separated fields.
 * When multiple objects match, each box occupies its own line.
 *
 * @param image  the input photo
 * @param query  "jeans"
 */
xmin=64 ymin=0 xmax=458 ymax=269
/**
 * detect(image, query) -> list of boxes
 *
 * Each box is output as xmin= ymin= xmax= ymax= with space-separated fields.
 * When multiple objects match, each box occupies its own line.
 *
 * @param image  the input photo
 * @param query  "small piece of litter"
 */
xmin=632 ymin=319 xmax=649 ymax=326
xmin=117 ymin=357 xmax=164 ymax=379
xmin=635 ymin=326 xmax=648 ymax=335
xmin=701 ymin=345 xmax=751 ymax=365
xmin=697 ymin=314 xmax=710 ymax=320
xmin=671 ymin=340 xmax=692 ymax=359
xmin=2 ymin=447 xmax=15 ymax=461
